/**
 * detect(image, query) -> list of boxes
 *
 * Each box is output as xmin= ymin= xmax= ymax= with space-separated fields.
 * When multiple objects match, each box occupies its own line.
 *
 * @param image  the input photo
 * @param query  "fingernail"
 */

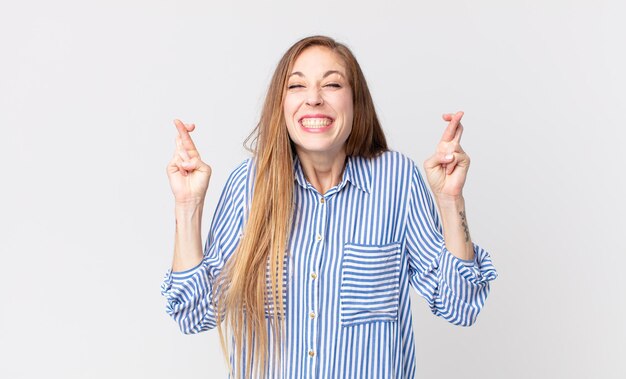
xmin=445 ymin=154 xmax=453 ymax=160
xmin=182 ymin=161 xmax=190 ymax=167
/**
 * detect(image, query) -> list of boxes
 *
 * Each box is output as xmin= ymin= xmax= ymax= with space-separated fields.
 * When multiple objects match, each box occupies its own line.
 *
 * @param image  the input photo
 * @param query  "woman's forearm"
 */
xmin=436 ymin=196 xmax=475 ymax=261
xmin=172 ymin=202 xmax=204 ymax=272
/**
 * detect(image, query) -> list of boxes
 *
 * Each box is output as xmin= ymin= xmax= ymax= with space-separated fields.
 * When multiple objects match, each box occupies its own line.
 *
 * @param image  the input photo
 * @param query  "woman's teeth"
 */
xmin=301 ymin=118 xmax=332 ymax=128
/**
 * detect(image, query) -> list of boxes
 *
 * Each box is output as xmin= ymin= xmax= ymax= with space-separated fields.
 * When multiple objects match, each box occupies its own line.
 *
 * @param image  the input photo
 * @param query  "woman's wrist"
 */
xmin=172 ymin=202 xmax=204 ymax=272
xmin=435 ymin=193 xmax=464 ymax=210
xmin=175 ymin=199 xmax=204 ymax=215
xmin=436 ymin=195 xmax=474 ymax=260
xmin=174 ymin=201 xmax=204 ymax=233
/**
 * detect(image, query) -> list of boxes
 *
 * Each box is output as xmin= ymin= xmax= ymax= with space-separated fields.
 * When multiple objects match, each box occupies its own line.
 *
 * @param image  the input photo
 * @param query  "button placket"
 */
xmin=307 ymin=194 xmax=326 ymax=376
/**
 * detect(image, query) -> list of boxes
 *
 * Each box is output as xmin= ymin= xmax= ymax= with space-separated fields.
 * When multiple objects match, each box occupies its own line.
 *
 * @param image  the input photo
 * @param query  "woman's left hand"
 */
xmin=424 ymin=111 xmax=470 ymax=201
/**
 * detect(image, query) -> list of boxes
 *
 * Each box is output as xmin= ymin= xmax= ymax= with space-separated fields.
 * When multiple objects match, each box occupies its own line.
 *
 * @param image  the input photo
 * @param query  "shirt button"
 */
xmin=310 ymin=272 xmax=317 ymax=280
xmin=316 ymin=234 xmax=322 ymax=241
xmin=308 ymin=350 xmax=315 ymax=357
xmin=320 ymin=197 xmax=325 ymax=204
xmin=309 ymin=311 xmax=316 ymax=319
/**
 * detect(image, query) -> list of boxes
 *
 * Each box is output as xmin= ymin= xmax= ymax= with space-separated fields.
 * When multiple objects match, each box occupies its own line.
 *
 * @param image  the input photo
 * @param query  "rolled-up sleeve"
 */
xmin=161 ymin=160 xmax=250 ymax=334
xmin=405 ymin=164 xmax=497 ymax=326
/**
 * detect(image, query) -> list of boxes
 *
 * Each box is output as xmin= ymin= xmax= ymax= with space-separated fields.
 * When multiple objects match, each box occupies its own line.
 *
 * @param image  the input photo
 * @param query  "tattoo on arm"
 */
xmin=459 ymin=210 xmax=470 ymax=242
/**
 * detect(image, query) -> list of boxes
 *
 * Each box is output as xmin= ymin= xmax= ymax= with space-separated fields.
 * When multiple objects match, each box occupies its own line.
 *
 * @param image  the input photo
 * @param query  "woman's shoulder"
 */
xmin=362 ymin=150 xmax=418 ymax=172
xmin=348 ymin=150 xmax=419 ymax=192
xmin=220 ymin=157 xmax=255 ymax=198
xmin=225 ymin=157 xmax=253 ymax=182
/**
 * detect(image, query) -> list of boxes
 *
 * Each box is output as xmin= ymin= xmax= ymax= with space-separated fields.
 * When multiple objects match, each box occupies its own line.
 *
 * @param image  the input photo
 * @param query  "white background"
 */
xmin=1 ymin=0 xmax=625 ymax=378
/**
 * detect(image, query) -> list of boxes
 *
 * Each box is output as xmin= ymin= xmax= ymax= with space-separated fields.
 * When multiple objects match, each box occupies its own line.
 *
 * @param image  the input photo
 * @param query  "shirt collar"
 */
xmin=293 ymin=155 xmax=371 ymax=194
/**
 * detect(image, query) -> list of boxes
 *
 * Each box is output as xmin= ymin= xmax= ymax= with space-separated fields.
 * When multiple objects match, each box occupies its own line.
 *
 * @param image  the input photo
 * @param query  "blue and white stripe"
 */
xmin=161 ymin=150 xmax=497 ymax=378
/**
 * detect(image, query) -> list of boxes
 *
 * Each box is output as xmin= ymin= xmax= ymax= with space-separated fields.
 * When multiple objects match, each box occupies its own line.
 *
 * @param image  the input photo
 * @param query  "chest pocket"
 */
xmin=340 ymin=241 xmax=401 ymax=326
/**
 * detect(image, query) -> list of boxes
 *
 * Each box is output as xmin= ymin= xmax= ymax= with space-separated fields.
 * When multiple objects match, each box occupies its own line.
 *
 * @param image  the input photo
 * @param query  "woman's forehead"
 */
xmin=290 ymin=46 xmax=348 ymax=77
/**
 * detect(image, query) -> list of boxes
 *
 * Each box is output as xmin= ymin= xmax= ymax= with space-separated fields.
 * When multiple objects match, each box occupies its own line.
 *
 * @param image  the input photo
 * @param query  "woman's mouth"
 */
xmin=300 ymin=117 xmax=334 ymax=129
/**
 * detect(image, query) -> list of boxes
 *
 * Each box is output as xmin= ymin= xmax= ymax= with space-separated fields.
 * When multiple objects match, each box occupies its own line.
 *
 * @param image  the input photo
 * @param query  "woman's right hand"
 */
xmin=167 ymin=119 xmax=212 ymax=206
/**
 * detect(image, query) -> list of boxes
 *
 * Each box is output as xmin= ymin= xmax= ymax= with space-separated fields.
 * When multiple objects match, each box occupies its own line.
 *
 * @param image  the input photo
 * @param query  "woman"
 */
xmin=162 ymin=35 xmax=497 ymax=378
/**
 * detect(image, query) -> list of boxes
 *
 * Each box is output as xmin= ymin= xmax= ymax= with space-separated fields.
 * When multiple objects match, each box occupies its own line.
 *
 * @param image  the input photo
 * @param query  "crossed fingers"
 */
xmin=440 ymin=111 xmax=464 ymax=145
xmin=172 ymin=119 xmax=199 ymax=176
xmin=438 ymin=111 xmax=467 ymax=175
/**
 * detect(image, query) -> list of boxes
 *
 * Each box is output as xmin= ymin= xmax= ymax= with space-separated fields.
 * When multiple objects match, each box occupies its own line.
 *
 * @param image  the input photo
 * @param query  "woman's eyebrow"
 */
xmin=289 ymin=70 xmax=345 ymax=79
xmin=323 ymin=70 xmax=345 ymax=79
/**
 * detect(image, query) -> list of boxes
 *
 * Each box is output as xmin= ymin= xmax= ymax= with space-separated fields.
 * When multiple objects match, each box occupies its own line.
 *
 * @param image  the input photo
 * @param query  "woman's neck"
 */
xmin=296 ymin=148 xmax=347 ymax=195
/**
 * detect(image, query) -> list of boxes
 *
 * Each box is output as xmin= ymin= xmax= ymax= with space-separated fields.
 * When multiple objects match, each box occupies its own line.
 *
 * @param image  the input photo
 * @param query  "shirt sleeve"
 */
xmin=160 ymin=160 xmax=249 ymax=334
xmin=405 ymin=164 xmax=497 ymax=326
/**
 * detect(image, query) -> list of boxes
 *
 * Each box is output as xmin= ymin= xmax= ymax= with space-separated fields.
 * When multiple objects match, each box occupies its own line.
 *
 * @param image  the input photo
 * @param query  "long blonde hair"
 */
xmin=215 ymin=35 xmax=388 ymax=378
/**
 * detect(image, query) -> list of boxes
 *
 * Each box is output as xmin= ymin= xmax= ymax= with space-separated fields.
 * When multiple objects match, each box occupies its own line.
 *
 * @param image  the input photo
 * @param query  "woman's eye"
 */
xmin=324 ymin=83 xmax=342 ymax=88
xmin=288 ymin=84 xmax=304 ymax=89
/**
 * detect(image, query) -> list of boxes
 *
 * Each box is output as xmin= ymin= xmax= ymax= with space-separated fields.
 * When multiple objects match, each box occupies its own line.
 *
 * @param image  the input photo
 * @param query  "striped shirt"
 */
xmin=161 ymin=151 xmax=497 ymax=378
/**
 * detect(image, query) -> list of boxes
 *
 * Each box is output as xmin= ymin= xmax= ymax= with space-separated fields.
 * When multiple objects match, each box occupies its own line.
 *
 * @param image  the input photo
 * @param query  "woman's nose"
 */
xmin=305 ymin=89 xmax=323 ymax=106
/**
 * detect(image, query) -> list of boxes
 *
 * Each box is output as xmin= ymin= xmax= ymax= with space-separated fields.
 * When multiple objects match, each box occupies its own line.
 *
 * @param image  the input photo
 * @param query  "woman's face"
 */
xmin=283 ymin=46 xmax=354 ymax=161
